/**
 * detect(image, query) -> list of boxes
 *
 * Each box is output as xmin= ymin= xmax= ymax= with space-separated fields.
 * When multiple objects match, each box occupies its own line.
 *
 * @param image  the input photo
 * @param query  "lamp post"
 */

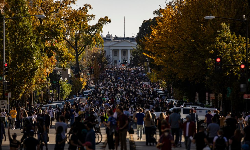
xmin=57 ymin=71 xmax=61 ymax=101
xmin=46 ymin=68 xmax=50 ymax=102
xmin=2 ymin=14 xmax=45 ymax=100
xmin=205 ymin=15 xmax=248 ymax=110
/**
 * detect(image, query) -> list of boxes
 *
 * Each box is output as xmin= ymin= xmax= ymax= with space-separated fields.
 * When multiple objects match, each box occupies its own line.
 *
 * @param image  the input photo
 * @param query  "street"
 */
xmin=1 ymin=121 xmax=196 ymax=150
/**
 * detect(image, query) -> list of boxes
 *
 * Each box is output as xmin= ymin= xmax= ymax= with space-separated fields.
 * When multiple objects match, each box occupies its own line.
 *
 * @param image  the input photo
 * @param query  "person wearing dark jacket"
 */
xmin=182 ymin=115 xmax=196 ymax=150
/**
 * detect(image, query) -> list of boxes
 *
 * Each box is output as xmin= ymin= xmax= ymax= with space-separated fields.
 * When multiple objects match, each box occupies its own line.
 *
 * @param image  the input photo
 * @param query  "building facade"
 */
xmin=103 ymin=32 xmax=136 ymax=67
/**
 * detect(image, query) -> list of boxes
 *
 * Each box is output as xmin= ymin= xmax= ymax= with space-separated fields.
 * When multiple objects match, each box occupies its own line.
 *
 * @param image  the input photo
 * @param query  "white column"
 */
xmin=119 ymin=49 xmax=122 ymax=64
xmin=128 ymin=49 xmax=131 ymax=63
xmin=110 ymin=49 xmax=113 ymax=65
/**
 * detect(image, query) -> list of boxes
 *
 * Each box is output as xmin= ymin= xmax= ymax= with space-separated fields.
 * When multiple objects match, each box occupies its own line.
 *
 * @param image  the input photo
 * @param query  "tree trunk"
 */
xmin=75 ymin=38 xmax=80 ymax=76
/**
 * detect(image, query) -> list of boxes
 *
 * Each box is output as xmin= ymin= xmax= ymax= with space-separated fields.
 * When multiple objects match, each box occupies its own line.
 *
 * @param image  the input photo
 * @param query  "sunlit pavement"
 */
xmin=1 ymin=122 xmax=196 ymax=150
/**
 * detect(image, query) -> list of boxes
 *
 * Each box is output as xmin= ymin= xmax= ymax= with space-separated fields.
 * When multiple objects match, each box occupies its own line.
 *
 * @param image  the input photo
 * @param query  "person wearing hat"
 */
xmin=83 ymin=141 xmax=93 ymax=150
xmin=182 ymin=115 xmax=196 ymax=150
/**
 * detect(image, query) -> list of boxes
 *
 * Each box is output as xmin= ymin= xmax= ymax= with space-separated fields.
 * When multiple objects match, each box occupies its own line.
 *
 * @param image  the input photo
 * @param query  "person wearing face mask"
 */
xmin=182 ymin=115 xmax=196 ymax=150
xmin=157 ymin=130 xmax=174 ymax=150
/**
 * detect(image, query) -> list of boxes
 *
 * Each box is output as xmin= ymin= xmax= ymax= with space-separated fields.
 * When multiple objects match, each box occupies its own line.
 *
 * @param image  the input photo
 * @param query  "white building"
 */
xmin=103 ymin=33 xmax=136 ymax=67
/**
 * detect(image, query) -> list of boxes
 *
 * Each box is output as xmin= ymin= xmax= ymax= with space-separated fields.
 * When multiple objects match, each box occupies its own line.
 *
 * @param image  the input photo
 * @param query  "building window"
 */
xmin=114 ymin=60 xmax=117 ymax=64
xmin=114 ymin=50 xmax=117 ymax=56
xmin=123 ymin=51 xmax=126 ymax=56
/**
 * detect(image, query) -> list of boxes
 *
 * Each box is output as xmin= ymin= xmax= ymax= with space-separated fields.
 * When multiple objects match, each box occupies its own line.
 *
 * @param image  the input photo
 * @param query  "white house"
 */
xmin=103 ymin=33 xmax=137 ymax=67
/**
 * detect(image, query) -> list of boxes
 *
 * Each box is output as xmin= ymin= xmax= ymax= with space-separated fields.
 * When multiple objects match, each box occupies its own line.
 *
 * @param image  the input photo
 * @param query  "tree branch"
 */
xmin=64 ymin=37 xmax=76 ymax=50
xmin=78 ymin=45 xmax=87 ymax=55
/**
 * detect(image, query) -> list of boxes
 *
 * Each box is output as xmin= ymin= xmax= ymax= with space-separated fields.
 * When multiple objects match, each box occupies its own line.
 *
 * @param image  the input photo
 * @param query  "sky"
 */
xmin=72 ymin=0 xmax=168 ymax=37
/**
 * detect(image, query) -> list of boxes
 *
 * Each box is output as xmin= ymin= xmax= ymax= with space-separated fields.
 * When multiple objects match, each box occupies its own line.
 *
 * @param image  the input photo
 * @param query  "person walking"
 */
xmin=157 ymin=113 xmax=165 ymax=136
xmin=135 ymin=108 xmax=144 ymax=140
xmin=55 ymin=115 xmax=67 ymax=140
xmin=8 ymin=127 xmax=20 ymax=150
xmin=182 ymin=115 xmax=196 ymax=150
xmin=23 ymin=130 xmax=39 ymax=150
xmin=103 ymin=109 xmax=116 ymax=150
xmin=207 ymin=117 xmax=220 ymax=145
xmin=144 ymin=111 xmax=154 ymax=146
xmin=55 ymin=126 xmax=67 ymax=150
xmin=0 ymin=121 xmax=5 ymax=150
xmin=116 ymin=106 xmax=128 ymax=150
xmin=192 ymin=126 xmax=208 ymax=150
xmin=169 ymin=109 xmax=181 ymax=146
xmin=10 ymin=107 xmax=17 ymax=130
xmin=229 ymin=129 xmax=243 ymax=150
xmin=85 ymin=123 xmax=95 ymax=150
xmin=204 ymin=110 xmax=213 ymax=126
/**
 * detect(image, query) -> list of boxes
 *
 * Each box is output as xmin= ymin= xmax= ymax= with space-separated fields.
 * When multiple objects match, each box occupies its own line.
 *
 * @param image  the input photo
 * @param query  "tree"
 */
xmin=139 ymin=0 xmax=249 ymax=102
xmin=60 ymin=80 xmax=72 ymax=100
xmin=3 ymin=0 xmax=43 ymax=99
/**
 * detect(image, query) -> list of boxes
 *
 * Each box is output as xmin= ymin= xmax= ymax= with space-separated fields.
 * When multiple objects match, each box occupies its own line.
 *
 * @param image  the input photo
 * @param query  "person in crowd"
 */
xmin=8 ymin=126 xmax=20 ymax=150
xmin=37 ymin=117 xmax=48 ymax=150
xmin=10 ymin=107 xmax=17 ymax=130
xmin=68 ymin=128 xmax=80 ymax=150
xmin=157 ymin=113 xmax=165 ymax=136
xmin=156 ymin=130 xmax=174 ymax=150
xmin=0 ymin=121 xmax=4 ymax=149
xmin=23 ymin=130 xmax=39 ymax=150
xmin=243 ymin=120 xmax=250 ymax=143
xmin=213 ymin=130 xmax=228 ymax=150
xmin=169 ymin=109 xmax=181 ymax=146
xmin=116 ymin=106 xmax=128 ymax=150
xmin=135 ymin=108 xmax=144 ymax=140
xmin=83 ymin=141 xmax=93 ymax=150
xmin=213 ymin=111 xmax=220 ymax=126
xmin=204 ymin=110 xmax=213 ymax=126
xmin=144 ymin=111 xmax=154 ymax=146
xmin=192 ymin=126 xmax=208 ymax=150
xmin=48 ymin=106 xmax=54 ymax=128
xmin=189 ymin=109 xmax=197 ymax=123
xmin=55 ymin=115 xmax=67 ymax=140
xmin=229 ymin=129 xmax=243 ymax=150
xmin=207 ymin=117 xmax=220 ymax=145
xmin=55 ymin=126 xmax=67 ymax=150
xmin=103 ymin=109 xmax=116 ymax=150
xmin=85 ymin=123 xmax=95 ymax=150
xmin=182 ymin=115 xmax=196 ymax=150
xmin=161 ymin=119 xmax=170 ymax=134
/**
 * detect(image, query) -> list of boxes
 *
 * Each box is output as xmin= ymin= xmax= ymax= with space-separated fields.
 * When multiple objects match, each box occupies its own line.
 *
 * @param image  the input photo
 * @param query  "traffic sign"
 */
xmin=243 ymin=94 xmax=250 ymax=99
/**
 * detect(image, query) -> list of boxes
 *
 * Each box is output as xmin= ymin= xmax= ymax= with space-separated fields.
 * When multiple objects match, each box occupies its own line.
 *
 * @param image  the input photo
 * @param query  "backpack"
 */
xmin=109 ymin=117 xmax=117 ymax=135
xmin=215 ymin=136 xmax=226 ymax=150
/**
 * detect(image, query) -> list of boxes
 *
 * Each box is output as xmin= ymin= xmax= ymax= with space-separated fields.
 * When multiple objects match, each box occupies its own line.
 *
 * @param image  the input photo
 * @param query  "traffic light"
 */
xmin=75 ymin=73 xmax=80 ymax=78
xmin=215 ymin=56 xmax=222 ymax=72
xmin=240 ymin=64 xmax=246 ymax=74
xmin=4 ymin=63 xmax=8 ymax=75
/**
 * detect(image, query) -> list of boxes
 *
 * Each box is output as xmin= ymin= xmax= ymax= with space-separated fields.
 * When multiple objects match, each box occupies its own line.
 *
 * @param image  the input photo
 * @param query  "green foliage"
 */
xmin=4 ymin=0 xmax=41 ymax=99
xmin=70 ymin=76 xmax=83 ymax=96
xmin=60 ymin=80 xmax=72 ymax=100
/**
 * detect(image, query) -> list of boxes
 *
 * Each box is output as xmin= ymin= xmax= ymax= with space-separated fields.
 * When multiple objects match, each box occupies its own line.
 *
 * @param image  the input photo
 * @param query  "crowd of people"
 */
xmin=1 ymin=67 xmax=250 ymax=150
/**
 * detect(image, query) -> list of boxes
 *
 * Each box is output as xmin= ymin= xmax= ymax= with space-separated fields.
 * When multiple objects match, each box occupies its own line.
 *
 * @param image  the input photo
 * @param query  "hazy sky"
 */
xmin=72 ymin=0 xmax=167 ymax=37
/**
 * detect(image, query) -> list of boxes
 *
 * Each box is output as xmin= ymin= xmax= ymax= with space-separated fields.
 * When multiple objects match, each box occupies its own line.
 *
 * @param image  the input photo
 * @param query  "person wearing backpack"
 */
xmin=213 ymin=130 xmax=228 ymax=150
xmin=103 ymin=109 xmax=116 ymax=150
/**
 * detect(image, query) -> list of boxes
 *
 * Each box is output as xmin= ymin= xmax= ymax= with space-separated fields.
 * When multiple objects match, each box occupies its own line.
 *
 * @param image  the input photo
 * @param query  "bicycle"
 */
xmin=94 ymin=126 xmax=102 ymax=145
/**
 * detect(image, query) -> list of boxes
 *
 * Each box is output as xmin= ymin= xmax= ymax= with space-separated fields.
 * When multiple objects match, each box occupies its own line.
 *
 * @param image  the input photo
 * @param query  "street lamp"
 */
xmin=205 ymin=15 xmax=248 ymax=110
xmin=2 ymin=14 xmax=45 ymax=99
xmin=57 ymin=71 xmax=61 ymax=101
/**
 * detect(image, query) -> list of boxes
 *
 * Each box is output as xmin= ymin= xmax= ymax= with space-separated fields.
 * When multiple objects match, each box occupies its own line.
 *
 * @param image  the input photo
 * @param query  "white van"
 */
xmin=169 ymin=107 xmax=217 ymax=121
